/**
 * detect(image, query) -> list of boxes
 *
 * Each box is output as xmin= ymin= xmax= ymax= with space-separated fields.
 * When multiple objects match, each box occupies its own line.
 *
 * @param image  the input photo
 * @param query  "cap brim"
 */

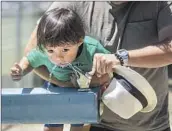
xmin=114 ymin=66 xmax=157 ymax=112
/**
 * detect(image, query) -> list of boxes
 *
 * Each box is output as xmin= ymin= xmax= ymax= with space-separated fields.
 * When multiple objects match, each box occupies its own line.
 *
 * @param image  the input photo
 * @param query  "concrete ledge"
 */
xmin=2 ymin=85 xmax=99 ymax=124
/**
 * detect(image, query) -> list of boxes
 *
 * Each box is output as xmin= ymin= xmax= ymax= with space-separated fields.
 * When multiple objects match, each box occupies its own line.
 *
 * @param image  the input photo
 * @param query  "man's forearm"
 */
xmin=24 ymin=26 xmax=38 ymax=56
xmin=128 ymin=41 xmax=172 ymax=68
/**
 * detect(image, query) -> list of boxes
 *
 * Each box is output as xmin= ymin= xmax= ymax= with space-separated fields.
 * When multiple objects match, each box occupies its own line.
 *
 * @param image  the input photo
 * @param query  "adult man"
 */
xmin=25 ymin=2 xmax=172 ymax=131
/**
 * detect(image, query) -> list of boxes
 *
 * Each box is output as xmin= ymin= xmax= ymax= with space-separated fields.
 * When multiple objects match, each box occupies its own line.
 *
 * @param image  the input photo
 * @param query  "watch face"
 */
xmin=119 ymin=49 xmax=128 ymax=56
xmin=116 ymin=49 xmax=128 ymax=66
xmin=118 ymin=49 xmax=128 ymax=63
xmin=122 ymin=51 xmax=128 ymax=56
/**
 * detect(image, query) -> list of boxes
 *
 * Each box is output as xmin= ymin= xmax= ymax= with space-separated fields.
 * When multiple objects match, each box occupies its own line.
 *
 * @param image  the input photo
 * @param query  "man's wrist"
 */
xmin=115 ymin=49 xmax=129 ymax=66
xmin=114 ymin=53 xmax=124 ymax=66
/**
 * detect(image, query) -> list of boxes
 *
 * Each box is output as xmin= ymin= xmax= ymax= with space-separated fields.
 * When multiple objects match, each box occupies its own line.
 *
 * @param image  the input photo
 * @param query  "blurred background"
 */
xmin=1 ymin=1 xmax=172 ymax=131
xmin=2 ymin=1 xmax=52 ymax=89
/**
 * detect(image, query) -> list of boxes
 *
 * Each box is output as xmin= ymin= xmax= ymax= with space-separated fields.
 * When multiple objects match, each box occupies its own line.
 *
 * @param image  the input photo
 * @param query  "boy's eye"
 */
xmin=62 ymin=49 xmax=69 ymax=52
xmin=47 ymin=50 xmax=54 ymax=53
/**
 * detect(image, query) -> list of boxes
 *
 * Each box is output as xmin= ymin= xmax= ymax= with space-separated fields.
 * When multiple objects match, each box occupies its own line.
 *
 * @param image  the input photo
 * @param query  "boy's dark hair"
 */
xmin=37 ymin=8 xmax=85 ymax=51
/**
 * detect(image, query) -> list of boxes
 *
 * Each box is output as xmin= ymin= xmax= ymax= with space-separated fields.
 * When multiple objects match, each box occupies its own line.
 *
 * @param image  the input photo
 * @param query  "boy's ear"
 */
xmin=78 ymin=38 xmax=83 ymax=46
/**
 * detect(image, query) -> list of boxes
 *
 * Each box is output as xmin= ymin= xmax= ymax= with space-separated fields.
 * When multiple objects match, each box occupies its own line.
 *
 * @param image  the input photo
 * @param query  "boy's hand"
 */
xmin=10 ymin=63 xmax=23 ymax=81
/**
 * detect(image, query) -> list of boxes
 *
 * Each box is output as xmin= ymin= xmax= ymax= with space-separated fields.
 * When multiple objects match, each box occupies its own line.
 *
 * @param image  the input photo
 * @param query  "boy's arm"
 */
xmin=10 ymin=57 xmax=33 ymax=81
xmin=19 ymin=56 xmax=33 ymax=76
xmin=24 ymin=26 xmax=44 ymax=77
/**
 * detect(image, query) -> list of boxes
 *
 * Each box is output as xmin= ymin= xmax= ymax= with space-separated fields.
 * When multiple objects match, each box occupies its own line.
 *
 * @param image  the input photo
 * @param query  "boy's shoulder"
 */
xmin=83 ymin=36 xmax=110 ymax=55
xmin=27 ymin=48 xmax=48 ymax=58
xmin=84 ymin=36 xmax=100 ymax=47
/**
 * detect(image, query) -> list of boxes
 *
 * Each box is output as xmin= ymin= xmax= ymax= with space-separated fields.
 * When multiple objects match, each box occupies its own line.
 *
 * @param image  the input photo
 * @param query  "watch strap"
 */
xmin=114 ymin=53 xmax=124 ymax=66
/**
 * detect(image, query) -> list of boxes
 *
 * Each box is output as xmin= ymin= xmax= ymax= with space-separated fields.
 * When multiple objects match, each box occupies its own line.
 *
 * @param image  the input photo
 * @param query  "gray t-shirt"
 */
xmin=45 ymin=1 xmax=172 ymax=131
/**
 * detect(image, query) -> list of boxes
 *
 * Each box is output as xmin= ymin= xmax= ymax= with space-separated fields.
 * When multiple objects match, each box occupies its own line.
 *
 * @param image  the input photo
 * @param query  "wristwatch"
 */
xmin=115 ymin=49 xmax=129 ymax=66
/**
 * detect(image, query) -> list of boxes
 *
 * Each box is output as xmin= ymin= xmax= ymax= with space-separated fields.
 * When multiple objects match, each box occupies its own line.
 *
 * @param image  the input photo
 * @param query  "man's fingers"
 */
xmin=106 ymin=62 xmax=113 ymax=73
xmin=97 ymin=55 xmax=108 ymax=77
xmin=96 ymin=55 xmax=101 ymax=76
xmin=89 ymin=54 xmax=97 ymax=75
xmin=100 ymin=56 xmax=107 ymax=75
xmin=90 ymin=53 xmax=117 ymax=77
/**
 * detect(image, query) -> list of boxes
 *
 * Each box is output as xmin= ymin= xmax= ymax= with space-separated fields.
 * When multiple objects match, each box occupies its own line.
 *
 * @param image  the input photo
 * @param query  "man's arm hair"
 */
xmin=24 ymin=26 xmax=38 ymax=56
xmin=128 ymin=39 xmax=172 ymax=68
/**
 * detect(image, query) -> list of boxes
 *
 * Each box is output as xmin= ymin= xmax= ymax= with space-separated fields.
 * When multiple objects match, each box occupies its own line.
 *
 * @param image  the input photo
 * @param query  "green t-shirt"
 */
xmin=27 ymin=36 xmax=110 ymax=81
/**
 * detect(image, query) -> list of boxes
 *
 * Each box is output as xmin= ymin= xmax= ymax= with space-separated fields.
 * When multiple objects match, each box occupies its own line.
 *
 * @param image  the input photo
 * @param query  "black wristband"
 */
xmin=114 ymin=53 xmax=124 ymax=66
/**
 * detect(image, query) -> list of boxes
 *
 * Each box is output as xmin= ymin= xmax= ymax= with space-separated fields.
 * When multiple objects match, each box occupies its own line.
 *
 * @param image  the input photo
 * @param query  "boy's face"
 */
xmin=45 ymin=41 xmax=82 ymax=67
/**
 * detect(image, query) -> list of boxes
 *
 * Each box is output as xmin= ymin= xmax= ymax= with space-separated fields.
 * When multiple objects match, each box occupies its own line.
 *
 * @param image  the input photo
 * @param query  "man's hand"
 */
xmin=10 ymin=63 xmax=23 ymax=81
xmin=90 ymin=73 xmax=112 ymax=88
xmin=89 ymin=53 xmax=120 ymax=77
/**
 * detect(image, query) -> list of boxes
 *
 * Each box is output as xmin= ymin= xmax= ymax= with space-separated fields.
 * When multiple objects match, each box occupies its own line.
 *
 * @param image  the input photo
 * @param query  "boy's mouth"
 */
xmin=49 ymin=59 xmax=70 ymax=67
xmin=58 ymin=63 xmax=69 ymax=67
